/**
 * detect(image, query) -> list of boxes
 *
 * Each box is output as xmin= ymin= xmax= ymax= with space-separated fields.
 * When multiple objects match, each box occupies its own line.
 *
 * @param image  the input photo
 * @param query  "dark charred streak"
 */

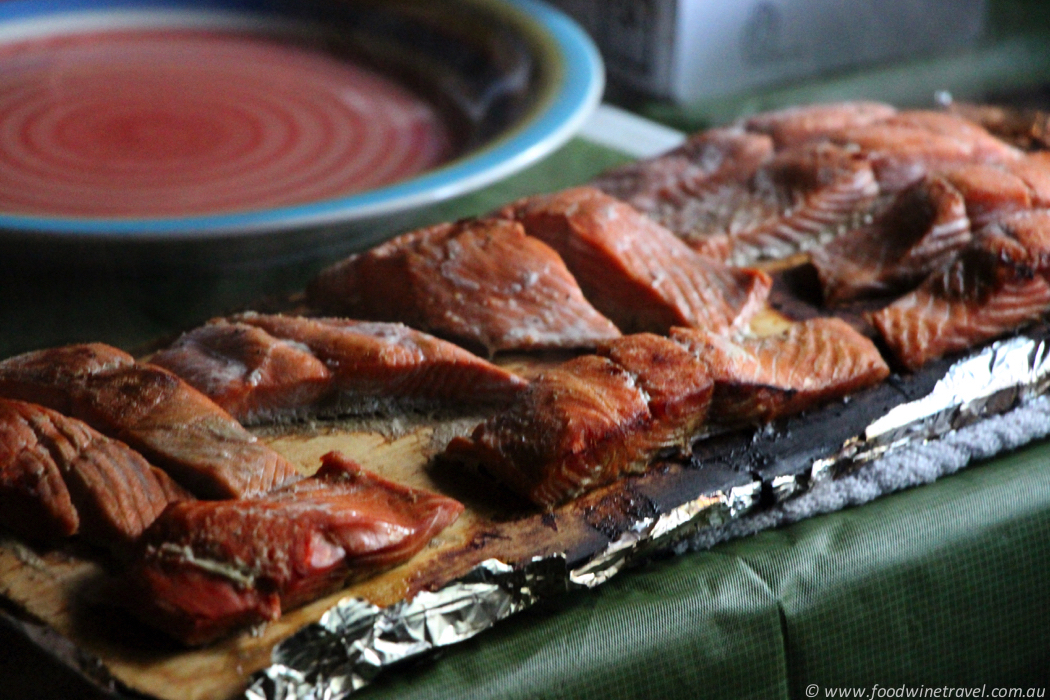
xmin=581 ymin=487 xmax=658 ymax=540
xmin=541 ymin=512 xmax=558 ymax=531
xmin=467 ymin=530 xmax=513 ymax=551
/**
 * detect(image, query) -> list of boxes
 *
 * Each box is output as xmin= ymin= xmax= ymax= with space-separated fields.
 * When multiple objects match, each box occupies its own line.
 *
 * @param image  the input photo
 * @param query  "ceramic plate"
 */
xmin=0 ymin=0 xmax=603 ymax=266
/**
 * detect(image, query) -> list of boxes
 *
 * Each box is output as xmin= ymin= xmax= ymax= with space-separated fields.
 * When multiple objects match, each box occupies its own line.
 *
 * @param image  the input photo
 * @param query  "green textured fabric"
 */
xmin=359 ymin=441 xmax=1050 ymax=699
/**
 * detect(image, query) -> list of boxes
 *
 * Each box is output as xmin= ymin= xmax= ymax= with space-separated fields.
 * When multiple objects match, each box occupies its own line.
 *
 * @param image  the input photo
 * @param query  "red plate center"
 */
xmin=0 ymin=28 xmax=456 ymax=217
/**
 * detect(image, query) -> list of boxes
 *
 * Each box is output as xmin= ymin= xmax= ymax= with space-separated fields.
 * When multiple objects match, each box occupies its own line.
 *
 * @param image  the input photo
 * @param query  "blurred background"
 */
xmin=556 ymin=0 xmax=1050 ymax=128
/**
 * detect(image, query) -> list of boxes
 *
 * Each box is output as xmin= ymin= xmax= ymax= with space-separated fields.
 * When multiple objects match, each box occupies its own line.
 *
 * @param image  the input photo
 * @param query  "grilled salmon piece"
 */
xmin=828 ymin=111 xmax=1022 ymax=192
xmin=0 ymin=343 xmax=135 ymax=416
xmin=596 ymin=333 xmax=713 ymax=451
xmin=942 ymin=163 xmax=1034 ymax=228
xmin=870 ymin=246 xmax=1050 ymax=371
xmin=943 ymin=101 xmax=1050 ymax=151
xmin=501 ymin=186 xmax=771 ymax=335
xmin=446 ymin=334 xmax=714 ymax=508
xmin=883 ymin=111 xmax=1024 ymax=162
xmin=306 ymin=218 xmax=620 ymax=354
xmin=0 ymin=344 xmax=300 ymax=499
xmin=0 ymin=398 xmax=189 ymax=549
xmin=445 ymin=354 xmax=653 ymax=508
xmin=594 ymin=138 xmax=879 ymax=265
xmin=977 ymin=209 xmax=1050 ymax=271
xmin=1005 ymin=155 xmax=1050 ymax=206
xmin=125 ymin=451 xmax=463 ymax=645
xmin=231 ymin=313 xmax=528 ymax=413
xmin=812 ymin=160 xmax=1050 ymax=305
xmin=726 ymin=142 xmax=880 ymax=265
xmin=592 ymin=127 xmax=774 ymax=259
xmin=154 ymin=314 xmax=527 ymax=423
xmin=811 ymin=175 xmax=971 ymax=304
xmin=150 ymin=320 xmax=333 ymax=425
xmin=594 ymin=127 xmax=774 ymax=209
xmin=671 ymin=318 xmax=890 ymax=425
xmin=446 ymin=319 xmax=885 ymax=507
xmin=742 ymin=100 xmax=898 ymax=148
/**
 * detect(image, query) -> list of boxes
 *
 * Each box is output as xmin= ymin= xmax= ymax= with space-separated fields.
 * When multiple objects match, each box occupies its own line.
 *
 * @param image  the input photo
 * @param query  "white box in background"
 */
xmin=551 ymin=0 xmax=987 ymax=103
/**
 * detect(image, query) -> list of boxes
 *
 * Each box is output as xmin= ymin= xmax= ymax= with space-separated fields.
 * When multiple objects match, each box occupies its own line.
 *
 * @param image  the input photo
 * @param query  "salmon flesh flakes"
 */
xmin=305 ymin=217 xmax=620 ymax=355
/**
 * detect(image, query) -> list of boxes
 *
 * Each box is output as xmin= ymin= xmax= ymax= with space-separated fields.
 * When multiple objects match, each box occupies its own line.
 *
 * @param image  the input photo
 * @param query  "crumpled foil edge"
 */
xmin=244 ymin=334 xmax=1050 ymax=700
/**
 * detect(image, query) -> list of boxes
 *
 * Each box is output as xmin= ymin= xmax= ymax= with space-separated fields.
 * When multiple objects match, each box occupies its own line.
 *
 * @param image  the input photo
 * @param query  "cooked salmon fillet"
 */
xmin=149 ymin=321 xmax=333 ymax=425
xmin=592 ymin=105 xmax=1017 ymax=265
xmin=125 ymin=451 xmax=463 ymax=645
xmin=827 ymin=112 xmax=1022 ymax=192
xmin=233 ymin=313 xmax=528 ymax=414
xmin=444 ymin=354 xmax=654 ymax=508
xmin=726 ymin=142 xmax=880 ymax=265
xmin=742 ymin=101 xmax=898 ymax=148
xmin=0 ymin=344 xmax=300 ymax=499
xmin=811 ymin=175 xmax=971 ymax=304
xmin=594 ymin=127 xmax=774 ymax=211
xmin=882 ymin=111 xmax=1024 ymax=163
xmin=501 ymin=186 xmax=771 ymax=335
xmin=306 ymin=218 xmax=620 ymax=354
xmin=671 ymin=318 xmax=890 ymax=425
xmin=151 ymin=314 xmax=527 ymax=424
xmin=596 ymin=333 xmax=713 ymax=449
xmin=592 ymin=127 xmax=774 ymax=258
xmin=871 ymin=240 xmax=1050 ymax=371
xmin=943 ymin=101 xmax=1050 ymax=151
xmin=1003 ymin=155 xmax=1050 ymax=206
xmin=447 ymin=318 xmax=886 ymax=507
xmin=942 ymin=163 xmax=1034 ymax=228
xmin=977 ymin=209 xmax=1050 ymax=270
xmin=0 ymin=398 xmax=189 ymax=549
xmin=595 ymin=137 xmax=879 ymax=265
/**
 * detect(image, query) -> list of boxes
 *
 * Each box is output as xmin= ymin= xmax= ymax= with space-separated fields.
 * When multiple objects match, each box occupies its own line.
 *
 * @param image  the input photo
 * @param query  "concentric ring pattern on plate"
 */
xmin=0 ymin=29 xmax=454 ymax=218
xmin=0 ymin=0 xmax=603 ymax=239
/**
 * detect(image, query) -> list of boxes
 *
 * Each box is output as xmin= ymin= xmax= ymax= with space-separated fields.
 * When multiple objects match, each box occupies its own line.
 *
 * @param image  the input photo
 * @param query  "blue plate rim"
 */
xmin=0 ymin=0 xmax=605 ymax=239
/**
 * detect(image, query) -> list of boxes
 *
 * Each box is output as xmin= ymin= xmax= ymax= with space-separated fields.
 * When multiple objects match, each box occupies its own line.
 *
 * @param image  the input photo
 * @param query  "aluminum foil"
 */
xmin=811 ymin=335 xmax=1050 ymax=482
xmin=245 ymin=557 xmax=570 ymax=700
xmin=244 ymin=333 xmax=1050 ymax=700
